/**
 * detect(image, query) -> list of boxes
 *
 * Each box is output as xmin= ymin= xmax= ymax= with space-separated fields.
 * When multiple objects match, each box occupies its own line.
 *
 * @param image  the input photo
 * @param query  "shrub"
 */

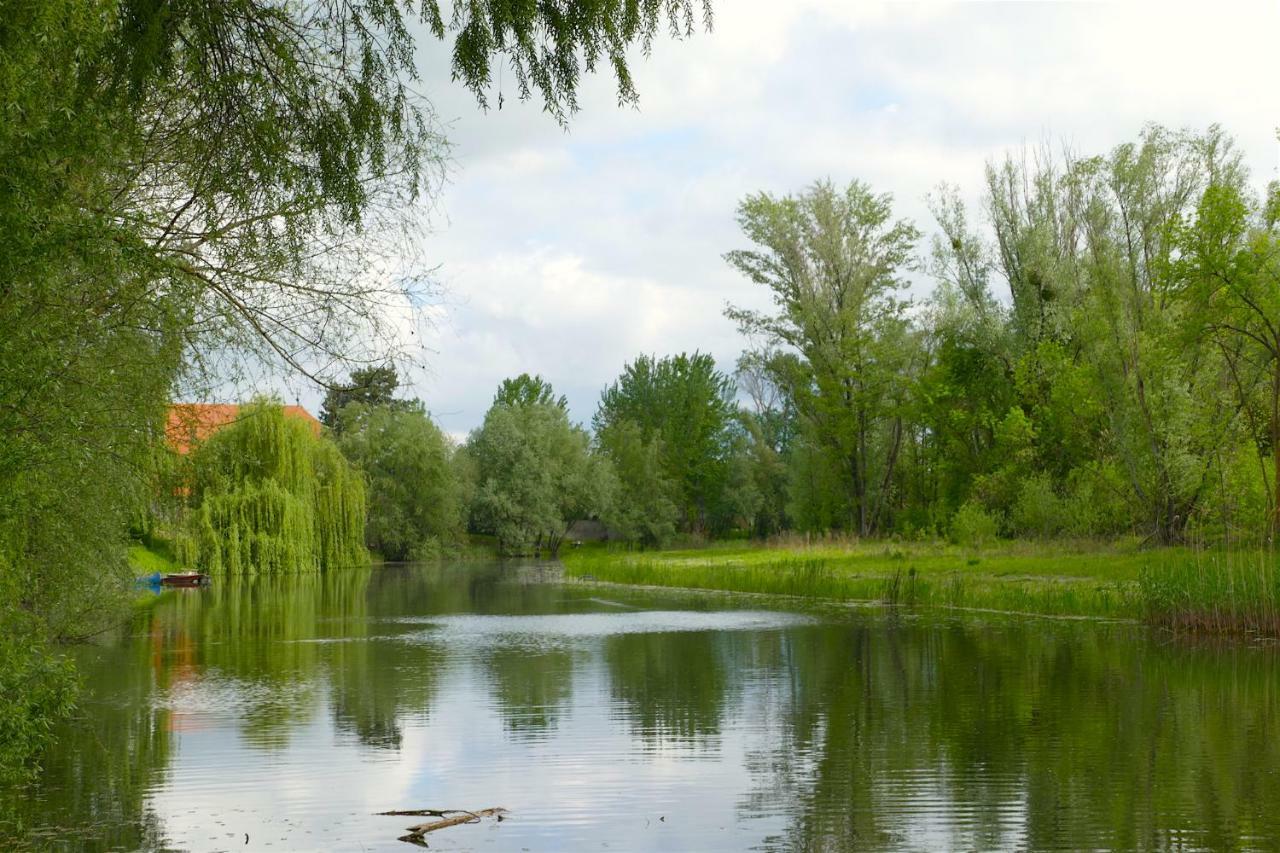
xmin=1010 ymin=473 xmax=1064 ymax=538
xmin=950 ymin=501 xmax=999 ymax=548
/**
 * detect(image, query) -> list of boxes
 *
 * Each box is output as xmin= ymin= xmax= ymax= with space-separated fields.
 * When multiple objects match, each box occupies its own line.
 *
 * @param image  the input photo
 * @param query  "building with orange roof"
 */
xmin=166 ymin=403 xmax=321 ymax=455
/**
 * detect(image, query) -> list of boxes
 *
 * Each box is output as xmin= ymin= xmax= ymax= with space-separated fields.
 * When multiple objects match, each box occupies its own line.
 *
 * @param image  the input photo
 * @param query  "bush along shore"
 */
xmin=561 ymin=540 xmax=1280 ymax=636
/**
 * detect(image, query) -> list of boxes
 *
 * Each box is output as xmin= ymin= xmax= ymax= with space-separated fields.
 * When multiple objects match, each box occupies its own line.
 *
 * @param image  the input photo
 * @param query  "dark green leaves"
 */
xmin=431 ymin=0 xmax=713 ymax=122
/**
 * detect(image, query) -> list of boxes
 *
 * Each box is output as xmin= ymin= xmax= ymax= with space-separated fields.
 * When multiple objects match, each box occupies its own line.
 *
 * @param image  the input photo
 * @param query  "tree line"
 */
xmin=320 ymin=126 xmax=1280 ymax=555
xmin=741 ymin=125 xmax=1279 ymax=548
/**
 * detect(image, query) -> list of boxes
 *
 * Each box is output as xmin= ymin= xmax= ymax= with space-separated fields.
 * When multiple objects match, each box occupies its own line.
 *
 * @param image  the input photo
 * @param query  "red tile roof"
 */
xmin=166 ymin=403 xmax=321 ymax=454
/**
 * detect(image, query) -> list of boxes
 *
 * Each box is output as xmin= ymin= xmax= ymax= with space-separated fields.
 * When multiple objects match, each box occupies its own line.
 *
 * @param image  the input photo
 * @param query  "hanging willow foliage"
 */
xmin=177 ymin=401 xmax=367 ymax=574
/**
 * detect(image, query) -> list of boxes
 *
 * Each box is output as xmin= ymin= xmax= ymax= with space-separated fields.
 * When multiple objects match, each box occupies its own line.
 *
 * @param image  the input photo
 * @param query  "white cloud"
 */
xmin=419 ymin=247 xmax=747 ymax=431
xmin=286 ymin=1 xmax=1280 ymax=432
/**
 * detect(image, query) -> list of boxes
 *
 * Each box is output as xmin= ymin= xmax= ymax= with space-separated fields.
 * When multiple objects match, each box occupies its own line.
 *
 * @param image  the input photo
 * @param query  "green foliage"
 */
xmin=0 ymin=1 xmax=185 ymax=768
xmin=733 ymin=349 xmax=795 ymax=535
xmin=1010 ymin=474 xmax=1064 ymax=539
xmin=495 ymin=373 xmax=568 ymax=410
xmin=784 ymin=435 xmax=851 ymax=533
xmin=468 ymin=380 xmax=609 ymax=555
xmin=423 ymin=0 xmax=712 ymax=122
xmin=320 ymin=366 xmax=406 ymax=433
xmin=595 ymin=420 xmax=679 ymax=547
xmin=336 ymin=402 xmax=462 ymax=560
xmin=0 ymin=643 xmax=77 ymax=784
xmin=725 ymin=179 xmax=921 ymax=536
xmin=1058 ymin=464 xmax=1130 ymax=538
xmin=709 ymin=126 xmax=1275 ymax=549
xmin=713 ymin=431 xmax=765 ymax=534
xmin=1174 ymin=175 xmax=1280 ymax=533
xmin=178 ymin=401 xmax=367 ymax=574
xmin=595 ymin=352 xmax=736 ymax=533
xmin=0 ymin=550 xmax=78 ymax=784
xmin=949 ymin=502 xmax=999 ymax=548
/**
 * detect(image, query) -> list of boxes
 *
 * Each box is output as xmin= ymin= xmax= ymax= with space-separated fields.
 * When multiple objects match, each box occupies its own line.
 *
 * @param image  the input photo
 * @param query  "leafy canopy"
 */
xmin=469 ymin=378 xmax=607 ymax=554
xmin=336 ymin=402 xmax=462 ymax=560
xmin=321 ymin=365 xmax=409 ymax=432
xmin=496 ymin=373 xmax=569 ymax=410
xmin=595 ymin=352 xmax=736 ymax=532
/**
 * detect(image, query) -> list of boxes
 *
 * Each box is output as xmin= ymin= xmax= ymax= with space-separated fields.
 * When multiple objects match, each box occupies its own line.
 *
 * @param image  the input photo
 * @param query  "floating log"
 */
xmin=381 ymin=807 xmax=507 ymax=845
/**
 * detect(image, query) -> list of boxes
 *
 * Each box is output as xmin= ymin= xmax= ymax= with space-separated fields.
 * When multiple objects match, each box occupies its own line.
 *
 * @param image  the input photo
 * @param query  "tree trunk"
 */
xmin=872 ymin=417 xmax=903 ymax=533
xmin=855 ymin=409 xmax=869 ymax=537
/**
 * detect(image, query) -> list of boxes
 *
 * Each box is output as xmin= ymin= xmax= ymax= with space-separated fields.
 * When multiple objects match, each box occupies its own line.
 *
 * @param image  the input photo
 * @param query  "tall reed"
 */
xmin=1138 ymin=548 xmax=1280 ymax=634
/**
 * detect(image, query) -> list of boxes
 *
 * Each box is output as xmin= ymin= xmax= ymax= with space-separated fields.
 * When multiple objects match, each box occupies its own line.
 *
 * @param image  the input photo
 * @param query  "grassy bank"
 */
xmin=128 ymin=539 xmax=181 ymax=575
xmin=561 ymin=540 xmax=1280 ymax=633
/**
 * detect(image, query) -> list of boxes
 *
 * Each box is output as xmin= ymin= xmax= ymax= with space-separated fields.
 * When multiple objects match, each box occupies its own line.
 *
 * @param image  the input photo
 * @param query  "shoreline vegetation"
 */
xmin=0 ymin=0 xmax=712 ymax=782
xmin=133 ymin=530 xmax=1280 ymax=637
xmin=561 ymin=539 xmax=1280 ymax=636
xmin=6 ymin=0 xmax=1280 ymax=790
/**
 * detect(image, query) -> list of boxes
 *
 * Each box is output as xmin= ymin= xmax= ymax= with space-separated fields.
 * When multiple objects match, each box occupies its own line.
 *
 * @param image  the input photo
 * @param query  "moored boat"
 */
xmin=160 ymin=571 xmax=210 ymax=587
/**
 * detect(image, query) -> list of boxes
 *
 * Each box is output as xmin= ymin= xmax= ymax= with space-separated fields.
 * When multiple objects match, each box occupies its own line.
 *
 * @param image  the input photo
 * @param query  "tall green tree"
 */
xmin=320 ymin=366 xmax=406 ymax=432
xmin=1062 ymin=129 xmax=1236 ymax=543
xmin=178 ymin=401 xmax=367 ymax=574
xmin=1177 ymin=179 xmax=1280 ymax=533
xmin=336 ymin=402 xmax=462 ymax=560
xmin=725 ymin=180 xmax=921 ymax=535
xmin=468 ymin=379 xmax=609 ymax=555
xmin=0 ymin=0 xmax=186 ymax=780
xmin=923 ymin=127 xmax=1251 ymax=542
xmin=595 ymin=352 xmax=736 ymax=533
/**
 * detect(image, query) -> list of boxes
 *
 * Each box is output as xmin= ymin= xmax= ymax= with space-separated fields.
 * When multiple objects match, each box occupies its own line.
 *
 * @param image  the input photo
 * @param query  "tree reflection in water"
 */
xmin=3 ymin=566 xmax=1279 ymax=851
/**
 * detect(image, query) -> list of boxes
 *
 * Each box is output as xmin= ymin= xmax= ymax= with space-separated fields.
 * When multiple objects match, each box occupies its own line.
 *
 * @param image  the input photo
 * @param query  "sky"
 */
xmin=289 ymin=1 xmax=1280 ymax=438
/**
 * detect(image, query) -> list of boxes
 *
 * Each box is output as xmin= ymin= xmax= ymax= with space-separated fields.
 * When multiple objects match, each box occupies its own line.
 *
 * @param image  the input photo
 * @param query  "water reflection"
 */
xmin=2 ymin=564 xmax=1279 ymax=851
xmin=485 ymin=646 xmax=578 ymax=737
xmin=604 ymin=630 xmax=735 ymax=746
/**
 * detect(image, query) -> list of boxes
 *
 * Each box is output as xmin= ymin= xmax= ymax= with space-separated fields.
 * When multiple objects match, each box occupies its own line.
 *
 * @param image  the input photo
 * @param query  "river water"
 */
xmin=4 ymin=562 xmax=1280 ymax=851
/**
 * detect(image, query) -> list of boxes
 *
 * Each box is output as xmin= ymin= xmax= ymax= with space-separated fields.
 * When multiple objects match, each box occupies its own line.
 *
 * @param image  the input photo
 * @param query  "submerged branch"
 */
xmin=376 ymin=807 xmax=507 ymax=845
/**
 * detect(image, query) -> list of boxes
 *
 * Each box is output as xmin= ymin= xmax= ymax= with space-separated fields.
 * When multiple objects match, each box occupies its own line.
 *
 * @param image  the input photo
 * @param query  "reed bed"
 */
xmin=562 ymin=543 xmax=1150 ymax=622
xmin=1138 ymin=549 xmax=1280 ymax=635
xmin=566 ymin=541 xmax=1280 ymax=634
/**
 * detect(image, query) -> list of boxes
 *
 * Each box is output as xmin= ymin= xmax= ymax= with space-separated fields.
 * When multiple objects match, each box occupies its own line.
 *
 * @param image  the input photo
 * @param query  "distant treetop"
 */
xmin=320 ymin=365 xmax=407 ymax=430
xmin=494 ymin=373 xmax=568 ymax=410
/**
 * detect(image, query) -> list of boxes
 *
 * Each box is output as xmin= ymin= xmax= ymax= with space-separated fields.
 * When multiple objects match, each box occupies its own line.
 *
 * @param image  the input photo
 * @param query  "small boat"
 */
xmin=160 ymin=571 xmax=210 ymax=587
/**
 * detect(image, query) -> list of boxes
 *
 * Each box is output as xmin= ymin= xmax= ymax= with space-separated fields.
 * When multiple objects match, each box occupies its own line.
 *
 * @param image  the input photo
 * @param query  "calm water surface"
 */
xmin=4 ymin=562 xmax=1280 ymax=851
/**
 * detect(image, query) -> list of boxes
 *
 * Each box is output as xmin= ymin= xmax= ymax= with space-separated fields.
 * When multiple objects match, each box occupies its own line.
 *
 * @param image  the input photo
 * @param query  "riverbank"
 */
xmin=128 ymin=541 xmax=180 ymax=575
xmin=561 ymin=540 xmax=1280 ymax=634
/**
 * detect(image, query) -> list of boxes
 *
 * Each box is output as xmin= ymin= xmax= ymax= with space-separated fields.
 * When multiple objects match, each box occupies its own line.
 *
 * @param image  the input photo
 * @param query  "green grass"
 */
xmin=561 ymin=539 xmax=1280 ymax=633
xmin=1138 ymin=550 xmax=1280 ymax=634
xmin=128 ymin=541 xmax=180 ymax=575
xmin=127 ymin=539 xmax=183 ymax=611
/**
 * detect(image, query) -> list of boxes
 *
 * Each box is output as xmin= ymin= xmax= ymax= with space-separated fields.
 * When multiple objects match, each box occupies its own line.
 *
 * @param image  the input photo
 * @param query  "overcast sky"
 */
xmin=292 ymin=1 xmax=1280 ymax=438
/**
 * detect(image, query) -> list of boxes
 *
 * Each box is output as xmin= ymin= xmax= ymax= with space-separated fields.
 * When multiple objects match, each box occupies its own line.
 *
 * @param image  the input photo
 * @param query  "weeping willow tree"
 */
xmin=177 ymin=402 xmax=367 ymax=574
